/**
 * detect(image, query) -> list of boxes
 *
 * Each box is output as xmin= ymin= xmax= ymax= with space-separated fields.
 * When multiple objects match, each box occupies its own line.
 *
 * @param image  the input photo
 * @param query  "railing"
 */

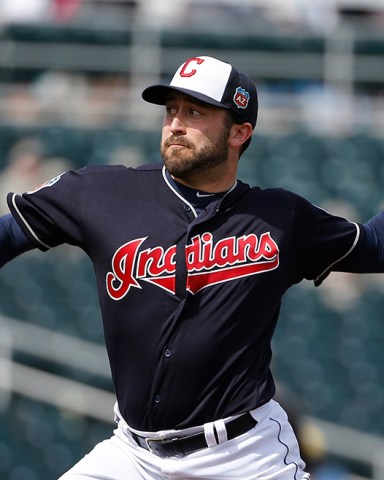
xmin=0 ymin=19 xmax=383 ymax=134
xmin=1 ymin=23 xmax=383 ymax=83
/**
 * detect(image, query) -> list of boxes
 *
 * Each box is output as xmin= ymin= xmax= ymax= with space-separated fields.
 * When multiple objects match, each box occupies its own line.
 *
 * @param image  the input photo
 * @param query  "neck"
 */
xmin=171 ymin=164 xmax=237 ymax=194
xmin=165 ymin=170 xmax=233 ymax=213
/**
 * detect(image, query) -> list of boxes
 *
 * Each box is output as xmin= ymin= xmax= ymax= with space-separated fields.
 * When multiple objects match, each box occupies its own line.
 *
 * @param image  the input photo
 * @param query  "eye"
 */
xmin=189 ymin=109 xmax=202 ymax=118
xmin=165 ymin=106 xmax=177 ymax=117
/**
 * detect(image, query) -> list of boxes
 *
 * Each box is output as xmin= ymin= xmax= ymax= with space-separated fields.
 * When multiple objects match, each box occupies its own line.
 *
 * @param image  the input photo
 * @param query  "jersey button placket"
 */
xmin=154 ymin=348 xmax=172 ymax=406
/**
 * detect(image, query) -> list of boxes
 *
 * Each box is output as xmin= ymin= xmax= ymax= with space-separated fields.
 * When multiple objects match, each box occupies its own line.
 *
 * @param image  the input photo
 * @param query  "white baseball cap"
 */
xmin=142 ymin=56 xmax=258 ymax=128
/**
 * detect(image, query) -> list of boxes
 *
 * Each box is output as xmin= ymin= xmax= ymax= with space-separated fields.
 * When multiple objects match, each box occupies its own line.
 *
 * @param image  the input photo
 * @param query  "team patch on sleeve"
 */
xmin=27 ymin=173 xmax=65 ymax=194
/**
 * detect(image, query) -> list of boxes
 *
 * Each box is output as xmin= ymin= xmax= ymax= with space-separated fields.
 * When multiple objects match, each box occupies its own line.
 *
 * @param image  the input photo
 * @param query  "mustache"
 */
xmin=163 ymin=136 xmax=193 ymax=149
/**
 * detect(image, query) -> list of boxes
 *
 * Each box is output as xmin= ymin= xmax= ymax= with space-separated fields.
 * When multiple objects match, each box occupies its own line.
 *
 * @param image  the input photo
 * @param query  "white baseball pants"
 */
xmin=58 ymin=400 xmax=310 ymax=480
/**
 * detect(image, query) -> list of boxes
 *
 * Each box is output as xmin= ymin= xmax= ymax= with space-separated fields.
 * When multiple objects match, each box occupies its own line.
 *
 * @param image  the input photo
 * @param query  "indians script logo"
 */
xmin=106 ymin=232 xmax=279 ymax=300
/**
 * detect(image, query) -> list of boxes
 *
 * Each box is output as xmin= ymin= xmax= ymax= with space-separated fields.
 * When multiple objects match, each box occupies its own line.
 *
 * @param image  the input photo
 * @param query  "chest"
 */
xmin=90 ymin=204 xmax=288 ymax=301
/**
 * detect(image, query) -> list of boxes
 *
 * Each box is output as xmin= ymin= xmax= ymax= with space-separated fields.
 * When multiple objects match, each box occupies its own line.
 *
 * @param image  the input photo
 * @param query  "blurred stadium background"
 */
xmin=0 ymin=0 xmax=384 ymax=478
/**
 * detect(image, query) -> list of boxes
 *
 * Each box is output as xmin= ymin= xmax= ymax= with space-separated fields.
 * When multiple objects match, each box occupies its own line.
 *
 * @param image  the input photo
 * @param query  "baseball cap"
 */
xmin=142 ymin=56 xmax=258 ymax=128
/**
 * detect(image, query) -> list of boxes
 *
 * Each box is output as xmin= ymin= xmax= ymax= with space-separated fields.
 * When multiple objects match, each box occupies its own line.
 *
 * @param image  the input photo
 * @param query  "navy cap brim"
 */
xmin=142 ymin=85 xmax=229 ymax=110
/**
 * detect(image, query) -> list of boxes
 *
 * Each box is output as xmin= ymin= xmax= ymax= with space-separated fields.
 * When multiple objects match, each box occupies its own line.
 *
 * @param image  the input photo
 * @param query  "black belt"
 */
xmin=130 ymin=412 xmax=257 ymax=458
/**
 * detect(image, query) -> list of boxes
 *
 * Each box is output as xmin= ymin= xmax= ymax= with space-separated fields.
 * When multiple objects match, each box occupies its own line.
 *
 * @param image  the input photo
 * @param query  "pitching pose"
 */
xmin=1 ymin=56 xmax=384 ymax=479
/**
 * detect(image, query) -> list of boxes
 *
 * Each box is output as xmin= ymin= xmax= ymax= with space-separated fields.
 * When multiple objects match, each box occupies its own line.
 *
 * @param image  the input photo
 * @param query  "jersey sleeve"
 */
xmin=290 ymin=193 xmax=360 ymax=285
xmin=0 ymin=213 xmax=36 ymax=267
xmin=331 ymin=211 xmax=384 ymax=274
xmin=6 ymin=168 xmax=88 ymax=251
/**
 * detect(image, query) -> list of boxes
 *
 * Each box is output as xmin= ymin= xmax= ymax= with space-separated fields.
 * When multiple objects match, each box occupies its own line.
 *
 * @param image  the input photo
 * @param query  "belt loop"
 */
xmin=214 ymin=419 xmax=228 ymax=444
xmin=203 ymin=422 xmax=218 ymax=447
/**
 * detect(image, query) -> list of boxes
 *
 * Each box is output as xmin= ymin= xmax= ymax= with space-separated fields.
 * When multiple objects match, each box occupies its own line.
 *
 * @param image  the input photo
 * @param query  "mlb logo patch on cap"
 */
xmin=234 ymin=87 xmax=250 ymax=110
xmin=142 ymin=56 xmax=258 ymax=128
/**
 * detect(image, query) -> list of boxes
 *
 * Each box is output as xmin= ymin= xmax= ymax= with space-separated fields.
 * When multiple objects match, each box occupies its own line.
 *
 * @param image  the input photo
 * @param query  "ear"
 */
xmin=228 ymin=123 xmax=253 ymax=149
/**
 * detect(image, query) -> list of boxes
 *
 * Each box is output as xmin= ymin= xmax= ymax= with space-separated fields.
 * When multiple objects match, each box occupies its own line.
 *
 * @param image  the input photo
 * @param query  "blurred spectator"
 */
xmin=0 ymin=0 xmax=49 ymax=24
xmin=31 ymin=71 xmax=88 ymax=125
xmin=0 ymin=137 xmax=46 ymax=215
xmin=0 ymin=136 xmax=71 ymax=214
xmin=50 ymin=0 xmax=83 ymax=23
xmin=137 ymin=0 xmax=186 ymax=27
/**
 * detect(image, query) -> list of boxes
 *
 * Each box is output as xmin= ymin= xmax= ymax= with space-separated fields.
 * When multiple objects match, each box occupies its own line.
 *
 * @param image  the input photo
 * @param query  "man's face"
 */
xmin=160 ymin=93 xmax=231 ymax=183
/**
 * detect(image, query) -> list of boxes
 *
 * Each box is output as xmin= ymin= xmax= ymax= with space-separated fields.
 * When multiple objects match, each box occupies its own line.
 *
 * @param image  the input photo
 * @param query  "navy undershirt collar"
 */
xmin=165 ymin=170 xmax=227 ymax=213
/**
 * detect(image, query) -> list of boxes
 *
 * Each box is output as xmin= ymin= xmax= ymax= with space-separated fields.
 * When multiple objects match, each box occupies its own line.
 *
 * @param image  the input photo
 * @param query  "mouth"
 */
xmin=169 ymin=143 xmax=188 ymax=149
xmin=165 ymin=137 xmax=192 ymax=149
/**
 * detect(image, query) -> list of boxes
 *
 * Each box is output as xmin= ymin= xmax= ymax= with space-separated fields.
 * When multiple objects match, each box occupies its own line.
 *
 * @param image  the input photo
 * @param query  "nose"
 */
xmin=170 ymin=116 xmax=186 ymax=135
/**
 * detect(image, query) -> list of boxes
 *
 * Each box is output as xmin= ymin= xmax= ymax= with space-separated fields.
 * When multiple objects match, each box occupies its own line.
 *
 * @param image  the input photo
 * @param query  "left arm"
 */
xmin=0 ymin=213 xmax=36 ymax=268
xmin=335 ymin=211 xmax=384 ymax=272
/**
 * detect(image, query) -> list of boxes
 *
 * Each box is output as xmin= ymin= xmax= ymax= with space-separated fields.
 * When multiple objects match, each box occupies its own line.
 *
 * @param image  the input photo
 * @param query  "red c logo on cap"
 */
xmin=180 ymin=57 xmax=204 ymax=77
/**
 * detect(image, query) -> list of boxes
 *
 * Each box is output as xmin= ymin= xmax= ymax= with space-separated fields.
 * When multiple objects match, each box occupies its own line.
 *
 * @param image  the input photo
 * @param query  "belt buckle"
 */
xmin=145 ymin=436 xmax=182 ymax=458
xmin=144 ymin=437 xmax=159 ymax=454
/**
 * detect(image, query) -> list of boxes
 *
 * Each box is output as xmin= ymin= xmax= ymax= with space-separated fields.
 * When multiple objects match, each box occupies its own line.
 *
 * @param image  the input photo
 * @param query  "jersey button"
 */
xmin=183 ymin=205 xmax=191 ymax=212
xmin=155 ymin=395 xmax=161 ymax=404
xmin=164 ymin=348 xmax=172 ymax=357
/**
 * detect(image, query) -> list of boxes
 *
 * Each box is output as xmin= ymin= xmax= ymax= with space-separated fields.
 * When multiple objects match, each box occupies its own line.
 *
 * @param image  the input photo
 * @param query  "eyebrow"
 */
xmin=165 ymin=93 xmax=220 ymax=111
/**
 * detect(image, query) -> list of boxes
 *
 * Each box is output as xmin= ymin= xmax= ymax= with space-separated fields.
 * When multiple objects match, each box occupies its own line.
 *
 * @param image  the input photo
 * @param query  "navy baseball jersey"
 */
xmin=7 ymin=164 xmax=359 ymax=431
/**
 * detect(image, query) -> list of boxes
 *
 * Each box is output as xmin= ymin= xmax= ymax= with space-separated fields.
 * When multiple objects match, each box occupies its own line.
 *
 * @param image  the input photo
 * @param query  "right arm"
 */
xmin=0 ymin=213 xmax=36 ymax=268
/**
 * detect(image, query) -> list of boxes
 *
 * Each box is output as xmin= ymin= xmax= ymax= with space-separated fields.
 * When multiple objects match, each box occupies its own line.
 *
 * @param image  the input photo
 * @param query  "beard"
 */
xmin=160 ymin=130 xmax=229 ymax=183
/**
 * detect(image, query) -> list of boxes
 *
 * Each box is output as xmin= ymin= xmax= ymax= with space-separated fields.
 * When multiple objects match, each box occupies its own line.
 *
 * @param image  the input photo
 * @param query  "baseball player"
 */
xmin=1 ymin=55 xmax=384 ymax=479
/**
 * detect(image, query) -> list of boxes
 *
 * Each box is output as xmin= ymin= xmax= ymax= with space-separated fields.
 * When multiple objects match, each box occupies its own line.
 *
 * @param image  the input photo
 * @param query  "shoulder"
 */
xmin=73 ymin=163 xmax=162 ymax=177
xmin=245 ymin=184 xmax=299 ymax=205
xmin=61 ymin=163 xmax=163 ymax=185
xmin=249 ymin=184 xmax=320 ymax=208
xmin=240 ymin=184 xmax=328 ymax=224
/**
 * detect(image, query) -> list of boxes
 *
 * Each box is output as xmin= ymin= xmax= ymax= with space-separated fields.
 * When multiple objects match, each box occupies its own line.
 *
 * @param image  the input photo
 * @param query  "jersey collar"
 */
xmin=162 ymin=166 xmax=249 ymax=216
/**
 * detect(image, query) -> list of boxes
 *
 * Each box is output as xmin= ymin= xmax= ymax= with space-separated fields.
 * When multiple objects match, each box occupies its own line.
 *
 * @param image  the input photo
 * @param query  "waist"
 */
xmin=131 ymin=412 xmax=257 ymax=458
xmin=115 ymin=401 xmax=273 ymax=458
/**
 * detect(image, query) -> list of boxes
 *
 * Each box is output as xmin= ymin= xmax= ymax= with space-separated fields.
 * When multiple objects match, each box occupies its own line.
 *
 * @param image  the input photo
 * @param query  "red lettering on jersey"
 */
xmin=106 ymin=232 xmax=279 ymax=300
xmin=180 ymin=57 xmax=204 ymax=77
xmin=137 ymin=245 xmax=176 ymax=294
xmin=137 ymin=245 xmax=176 ymax=278
xmin=106 ymin=238 xmax=146 ymax=300
xmin=187 ymin=259 xmax=279 ymax=295
xmin=142 ymin=275 xmax=176 ymax=294
xmin=186 ymin=232 xmax=279 ymax=294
